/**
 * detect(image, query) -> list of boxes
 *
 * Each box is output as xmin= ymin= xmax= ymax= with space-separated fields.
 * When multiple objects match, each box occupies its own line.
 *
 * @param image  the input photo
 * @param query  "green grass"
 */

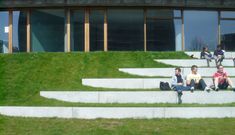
xmin=0 ymin=115 xmax=235 ymax=135
xmin=0 ymin=51 xmax=191 ymax=106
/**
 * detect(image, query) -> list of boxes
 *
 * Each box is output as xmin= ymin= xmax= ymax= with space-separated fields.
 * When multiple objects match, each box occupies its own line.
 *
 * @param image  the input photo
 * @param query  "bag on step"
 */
xmin=160 ymin=82 xmax=171 ymax=90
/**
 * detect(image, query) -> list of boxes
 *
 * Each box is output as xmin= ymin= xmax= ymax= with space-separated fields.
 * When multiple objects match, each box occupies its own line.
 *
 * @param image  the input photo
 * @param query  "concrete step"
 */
xmin=82 ymin=78 xmax=235 ymax=89
xmin=40 ymin=91 xmax=235 ymax=104
xmin=185 ymin=51 xmax=235 ymax=59
xmin=155 ymin=59 xmax=235 ymax=67
xmin=119 ymin=68 xmax=235 ymax=77
xmin=1 ymin=106 xmax=235 ymax=119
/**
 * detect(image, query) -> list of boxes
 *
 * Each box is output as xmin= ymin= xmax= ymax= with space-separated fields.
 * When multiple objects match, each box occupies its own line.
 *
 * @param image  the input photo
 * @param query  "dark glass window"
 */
xmin=221 ymin=20 xmax=235 ymax=51
xmin=184 ymin=11 xmax=218 ymax=51
xmin=0 ymin=11 xmax=9 ymax=53
xmin=71 ymin=10 xmax=84 ymax=51
xmin=147 ymin=10 xmax=178 ymax=51
xmin=31 ymin=9 xmax=65 ymax=52
xmin=221 ymin=11 xmax=235 ymax=18
xmin=13 ymin=11 xmax=27 ymax=53
xmin=90 ymin=10 xmax=104 ymax=51
xmin=107 ymin=9 xmax=144 ymax=51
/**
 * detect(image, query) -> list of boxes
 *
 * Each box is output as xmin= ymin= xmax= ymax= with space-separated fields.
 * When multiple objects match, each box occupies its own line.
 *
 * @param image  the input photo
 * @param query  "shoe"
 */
xmin=177 ymin=91 xmax=183 ymax=104
xmin=215 ymin=87 xmax=219 ymax=91
xmin=190 ymin=87 xmax=194 ymax=93
xmin=204 ymin=87 xmax=211 ymax=92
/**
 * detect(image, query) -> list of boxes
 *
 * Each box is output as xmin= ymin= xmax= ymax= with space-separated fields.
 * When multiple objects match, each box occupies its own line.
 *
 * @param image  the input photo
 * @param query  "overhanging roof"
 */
xmin=1 ymin=0 xmax=235 ymax=9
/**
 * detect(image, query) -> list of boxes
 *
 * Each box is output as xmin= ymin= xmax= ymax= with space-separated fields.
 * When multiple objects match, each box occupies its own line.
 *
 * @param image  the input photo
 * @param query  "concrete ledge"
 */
xmin=1 ymin=107 xmax=235 ymax=119
xmin=40 ymin=91 xmax=235 ymax=104
xmin=119 ymin=68 xmax=235 ymax=77
xmin=155 ymin=59 xmax=235 ymax=67
xmin=185 ymin=52 xmax=235 ymax=59
xmin=82 ymin=78 xmax=235 ymax=89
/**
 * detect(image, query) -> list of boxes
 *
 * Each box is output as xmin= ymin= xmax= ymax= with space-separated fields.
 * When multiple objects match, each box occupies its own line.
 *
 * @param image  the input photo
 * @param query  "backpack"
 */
xmin=160 ymin=82 xmax=171 ymax=90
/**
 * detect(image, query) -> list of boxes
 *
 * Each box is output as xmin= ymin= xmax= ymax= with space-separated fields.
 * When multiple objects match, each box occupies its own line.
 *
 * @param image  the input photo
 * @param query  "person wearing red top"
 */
xmin=213 ymin=65 xmax=234 ymax=91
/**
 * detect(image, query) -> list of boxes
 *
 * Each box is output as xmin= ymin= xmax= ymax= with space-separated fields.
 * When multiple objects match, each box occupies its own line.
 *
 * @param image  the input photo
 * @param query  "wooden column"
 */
xmin=104 ymin=9 xmax=108 ymax=51
xmin=218 ymin=11 xmax=221 ymax=45
xmin=144 ymin=9 xmax=147 ymax=52
xmin=181 ymin=10 xmax=185 ymax=51
xmin=84 ymin=8 xmax=90 ymax=52
xmin=8 ymin=10 xmax=13 ymax=53
xmin=27 ymin=10 xmax=31 ymax=52
xmin=66 ymin=9 xmax=71 ymax=52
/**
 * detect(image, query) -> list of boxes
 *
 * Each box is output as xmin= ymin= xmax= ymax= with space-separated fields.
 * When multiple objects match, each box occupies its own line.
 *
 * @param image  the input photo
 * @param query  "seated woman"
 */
xmin=200 ymin=46 xmax=213 ymax=67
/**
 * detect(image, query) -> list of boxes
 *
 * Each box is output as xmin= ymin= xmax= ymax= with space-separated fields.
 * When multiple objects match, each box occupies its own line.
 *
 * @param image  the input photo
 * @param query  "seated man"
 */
xmin=171 ymin=67 xmax=192 ymax=92
xmin=171 ymin=67 xmax=192 ymax=104
xmin=186 ymin=65 xmax=211 ymax=92
xmin=213 ymin=65 xmax=235 ymax=91
xmin=214 ymin=45 xmax=225 ymax=66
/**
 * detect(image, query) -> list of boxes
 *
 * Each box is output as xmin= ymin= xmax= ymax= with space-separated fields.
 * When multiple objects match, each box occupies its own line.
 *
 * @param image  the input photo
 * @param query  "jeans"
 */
xmin=172 ymin=85 xmax=191 ymax=91
xmin=188 ymin=79 xmax=207 ymax=90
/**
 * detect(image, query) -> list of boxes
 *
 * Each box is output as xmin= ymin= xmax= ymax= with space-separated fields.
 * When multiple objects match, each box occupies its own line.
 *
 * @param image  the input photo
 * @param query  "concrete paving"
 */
xmin=119 ymin=67 xmax=235 ymax=77
xmin=155 ymin=59 xmax=235 ymax=67
xmin=82 ymin=78 xmax=235 ymax=89
xmin=40 ymin=91 xmax=235 ymax=104
xmin=1 ymin=106 xmax=235 ymax=119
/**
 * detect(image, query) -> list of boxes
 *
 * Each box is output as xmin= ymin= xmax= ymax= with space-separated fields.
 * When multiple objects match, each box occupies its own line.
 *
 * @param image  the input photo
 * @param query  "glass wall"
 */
xmin=71 ymin=10 xmax=84 ymax=51
xmin=184 ymin=11 xmax=218 ymax=51
xmin=31 ymin=9 xmax=65 ymax=52
xmin=108 ymin=9 xmax=144 ymax=51
xmin=90 ymin=10 xmax=104 ymax=51
xmin=146 ymin=10 xmax=182 ymax=51
xmin=13 ymin=11 xmax=27 ymax=53
xmin=0 ymin=11 xmax=9 ymax=53
xmin=221 ymin=11 xmax=235 ymax=51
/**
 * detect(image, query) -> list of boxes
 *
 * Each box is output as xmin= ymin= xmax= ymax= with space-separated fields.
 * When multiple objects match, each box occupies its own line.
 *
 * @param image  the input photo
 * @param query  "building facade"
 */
xmin=0 ymin=0 xmax=235 ymax=53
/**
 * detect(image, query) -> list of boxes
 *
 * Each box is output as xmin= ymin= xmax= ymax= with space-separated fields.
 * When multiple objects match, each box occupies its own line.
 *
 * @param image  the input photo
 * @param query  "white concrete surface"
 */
xmin=40 ymin=91 xmax=235 ymax=104
xmin=185 ymin=51 xmax=235 ymax=59
xmin=1 ymin=106 xmax=235 ymax=119
xmin=82 ymin=78 xmax=235 ymax=89
xmin=155 ymin=59 xmax=235 ymax=67
xmin=40 ymin=91 xmax=178 ymax=103
xmin=119 ymin=68 xmax=235 ymax=77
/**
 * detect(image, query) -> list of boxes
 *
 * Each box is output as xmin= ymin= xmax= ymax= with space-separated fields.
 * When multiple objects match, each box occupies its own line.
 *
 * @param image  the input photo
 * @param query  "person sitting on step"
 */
xmin=186 ymin=65 xmax=212 ymax=92
xmin=213 ymin=65 xmax=235 ymax=91
xmin=200 ymin=46 xmax=213 ymax=67
xmin=214 ymin=45 xmax=225 ymax=66
xmin=171 ymin=67 xmax=192 ymax=92
xmin=171 ymin=67 xmax=193 ymax=104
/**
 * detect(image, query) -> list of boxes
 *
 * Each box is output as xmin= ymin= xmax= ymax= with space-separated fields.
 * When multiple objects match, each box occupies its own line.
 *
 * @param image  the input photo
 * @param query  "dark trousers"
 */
xmin=188 ymin=79 xmax=207 ymax=90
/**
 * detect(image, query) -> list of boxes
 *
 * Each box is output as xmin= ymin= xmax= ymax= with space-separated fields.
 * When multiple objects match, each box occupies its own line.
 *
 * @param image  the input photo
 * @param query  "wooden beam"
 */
xmin=144 ymin=9 xmax=147 ymax=52
xmin=66 ymin=9 xmax=71 ymax=52
xmin=104 ymin=9 xmax=108 ymax=52
xmin=8 ymin=10 xmax=13 ymax=53
xmin=27 ymin=10 xmax=31 ymax=52
xmin=84 ymin=8 xmax=90 ymax=52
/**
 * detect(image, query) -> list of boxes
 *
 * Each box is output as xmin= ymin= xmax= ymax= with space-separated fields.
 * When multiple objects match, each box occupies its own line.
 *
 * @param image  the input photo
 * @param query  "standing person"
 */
xmin=213 ymin=65 xmax=235 ymax=91
xmin=214 ymin=45 xmax=225 ymax=66
xmin=200 ymin=46 xmax=213 ymax=67
xmin=171 ymin=67 xmax=192 ymax=104
xmin=186 ymin=65 xmax=212 ymax=92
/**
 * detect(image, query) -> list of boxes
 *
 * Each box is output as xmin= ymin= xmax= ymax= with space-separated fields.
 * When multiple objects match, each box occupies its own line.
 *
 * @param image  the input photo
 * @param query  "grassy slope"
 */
xmin=0 ymin=51 xmax=191 ymax=106
xmin=0 ymin=116 xmax=235 ymax=135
